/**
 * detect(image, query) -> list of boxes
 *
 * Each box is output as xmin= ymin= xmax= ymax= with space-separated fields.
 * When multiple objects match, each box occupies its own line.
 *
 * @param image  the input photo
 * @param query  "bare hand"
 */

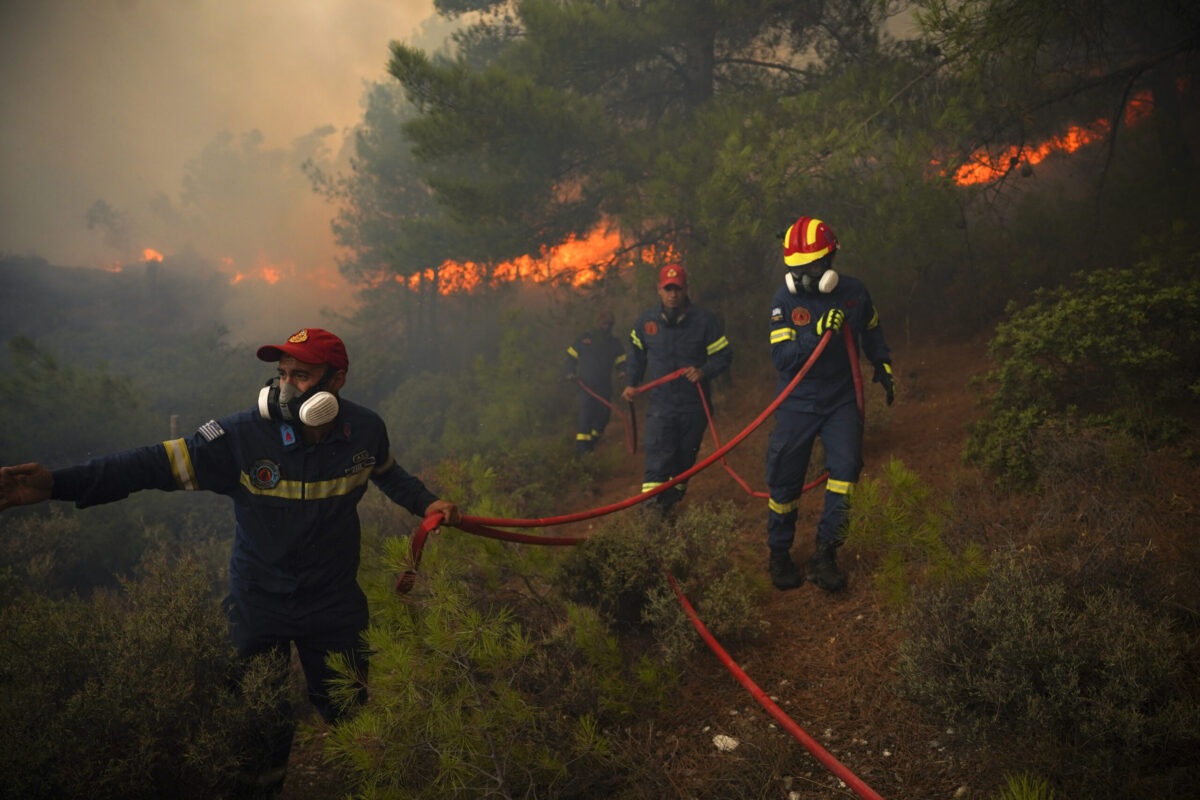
xmin=621 ymin=386 xmax=636 ymax=402
xmin=424 ymin=499 xmax=461 ymax=527
xmin=683 ymin=366 xmax=704 ymax=383
xmin=0 ymin=463 xmax=54 ymax=511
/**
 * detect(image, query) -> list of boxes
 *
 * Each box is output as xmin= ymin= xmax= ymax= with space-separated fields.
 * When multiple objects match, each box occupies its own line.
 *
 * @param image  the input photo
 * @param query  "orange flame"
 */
xmin=142 ymin=247 xmax=164 ymax=262
xmin=939 ymin=89 xmax=1155 ymax=186
xmin=223 ymin=254 xmax=291 ymax=285
xmin=397 ymin=224 xmax=679 ymax=296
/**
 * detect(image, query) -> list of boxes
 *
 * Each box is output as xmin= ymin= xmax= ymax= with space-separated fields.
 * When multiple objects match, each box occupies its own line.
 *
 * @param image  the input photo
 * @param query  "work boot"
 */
xmin=768 ymin=549 xmax=804 ymax=591
xmin=806 ymin=539 xmax=847 ymax=592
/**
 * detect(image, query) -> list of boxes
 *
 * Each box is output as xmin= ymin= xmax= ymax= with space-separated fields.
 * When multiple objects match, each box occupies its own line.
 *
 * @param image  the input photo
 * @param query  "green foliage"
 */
xmin=898 ymin=550 xmax=1200 ymax=798
xmin=555 ymin=501 xmax=766 ymax=667
xmin=0 ymin=336 xmax=157 ymax=466
xmin=324 ymin=536 xmax=630 ymax=797
xmin=847 ymin=458 xmax=987 ymax=605
xmin=966 ymin=224 xmax=1200 ymax=484
xmin=988 ymin=772 xmax=1059 ymax=800
xmin=0 ymin=553 xmax=289 ymax=800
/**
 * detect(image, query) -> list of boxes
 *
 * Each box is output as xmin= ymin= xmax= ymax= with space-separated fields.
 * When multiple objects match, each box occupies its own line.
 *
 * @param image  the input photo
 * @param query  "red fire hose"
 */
xmin=393 ymin=327 xmax=887 ymax=800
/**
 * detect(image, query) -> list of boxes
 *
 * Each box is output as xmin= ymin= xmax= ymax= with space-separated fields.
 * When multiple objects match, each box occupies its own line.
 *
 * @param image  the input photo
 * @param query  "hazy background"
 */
xmin=0 ymin=0 xmax=456 ymax=342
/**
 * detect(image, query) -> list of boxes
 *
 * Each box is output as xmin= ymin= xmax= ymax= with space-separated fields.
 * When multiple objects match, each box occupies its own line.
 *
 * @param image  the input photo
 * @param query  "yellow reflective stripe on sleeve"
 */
xmin=866 ymin=309 xmax=880 ymax=330
xmin=576 ymin=432 xmax=593 ymax=441
xmin=238 ymin=468 xmax=373 ymax=499
xmin=372 ymin=454 xmax=395 ymax=475
xmin=163 ymin=438 xmax=198 ymax=491
xmin=768 ymin=497 xmax=799 ymax=514
xmin=706 ymin=335 xmax=729 ymax=355
xmin=630 ymin=330 xmax=643 ymax=350
xmin=642 ymin=482 xmax=662 ymax=493
xmin=770 ymin=328 xmax=796 ymax=344
xmin=567 ymin=346 xmax=579 ymax=359
xmin=615 ymin=354 xmax=627 ymax=365
xmin=827 ymin=479 xmax=855 ymax=495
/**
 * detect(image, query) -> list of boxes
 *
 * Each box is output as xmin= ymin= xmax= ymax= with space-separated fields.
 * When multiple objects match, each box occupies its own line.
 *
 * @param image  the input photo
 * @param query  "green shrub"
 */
xmin=988 ymin=772 xmax=1058 ymax=800
xmin=0 ymin=553 xmax=289 ymax=800
xmin=847 ymin=458 xmax=987 ymax=605
xmin=555 ymin=500 xmax=767 ymax=667
xmin=898 ymin=550 xmax=1200 ymax=798
xmin=965 ymin=222 xmax=1200 ymax=485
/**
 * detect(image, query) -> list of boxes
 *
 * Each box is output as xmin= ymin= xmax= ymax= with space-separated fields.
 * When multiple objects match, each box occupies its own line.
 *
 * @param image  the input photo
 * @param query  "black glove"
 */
xmin=815 ymin=308 xmax=844 ymax=336
xmin=873 ymin=361 xmax=894 ymax=405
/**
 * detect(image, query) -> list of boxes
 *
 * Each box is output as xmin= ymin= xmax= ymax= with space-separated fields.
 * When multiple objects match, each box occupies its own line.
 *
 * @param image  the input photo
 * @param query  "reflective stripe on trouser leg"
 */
xmin=817 ymin=402 xmax=863 ymax=545
xmin=643 ymin=409 xmax=707 ymax=508
xmin=765 ymin=409 xmax=820 ymax=551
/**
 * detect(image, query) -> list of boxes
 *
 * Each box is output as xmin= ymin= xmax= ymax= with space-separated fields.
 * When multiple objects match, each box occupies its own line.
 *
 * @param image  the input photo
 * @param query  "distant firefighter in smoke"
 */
xmin=564 ymin=308 xmax=626 ymax=454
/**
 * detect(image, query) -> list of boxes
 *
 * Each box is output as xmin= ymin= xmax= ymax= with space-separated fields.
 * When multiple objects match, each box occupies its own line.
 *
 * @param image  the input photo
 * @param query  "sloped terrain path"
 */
xmin=281 ymin=334 xmax=994 ymax=799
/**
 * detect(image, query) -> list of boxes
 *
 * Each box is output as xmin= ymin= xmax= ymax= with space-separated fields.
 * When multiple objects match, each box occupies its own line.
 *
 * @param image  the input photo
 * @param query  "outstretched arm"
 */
xmin=0 ymin=463 xmax=53 ymax=511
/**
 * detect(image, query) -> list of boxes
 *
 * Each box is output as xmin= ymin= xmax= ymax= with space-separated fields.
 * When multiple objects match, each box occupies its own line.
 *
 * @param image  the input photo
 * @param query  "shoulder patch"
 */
xmin=644 ymin=320 xmax=658 ymax=336
xmin=791 ymin=307 xmax=811 ymax=326
xmin=770 ymin=306 xmax=783 ymax=322
xmin=198 ymin=420 xmax=225 ymax=442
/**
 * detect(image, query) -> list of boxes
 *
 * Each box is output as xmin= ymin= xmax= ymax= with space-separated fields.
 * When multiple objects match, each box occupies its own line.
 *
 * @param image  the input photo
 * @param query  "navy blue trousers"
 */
xmin=765 ymin=403 xmax=862 ymax=551
xmin=642 ymin=408 xmax=708 ymax=510
xmin=225 ymin=584 xmax=370 ymax=774
xmin=575 ymin=389 xmax=612 ymax=452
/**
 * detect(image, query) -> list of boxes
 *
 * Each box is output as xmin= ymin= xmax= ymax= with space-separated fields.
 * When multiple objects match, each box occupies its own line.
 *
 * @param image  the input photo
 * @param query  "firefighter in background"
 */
xmin=765 ymin=217 xmax=894 ymax=592
xmin=564 ymin=309 xmax=626 ymax=454
xmin=622 ymin=264 xmax=732 ymax=514
xmin=0 ymin=328 xmax=461 ymax=792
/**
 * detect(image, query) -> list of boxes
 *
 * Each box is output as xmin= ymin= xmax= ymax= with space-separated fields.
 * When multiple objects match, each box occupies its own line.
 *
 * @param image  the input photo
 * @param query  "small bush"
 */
xmin=0 ymin=553 xmax=289 ymax=800
xmin=898 ymin=550 xmax=1200 ymax=798
xmin=847 ymin=458 xmax=987 ymax=605
xmin=965 ymin=222 xmax=1200 ymax=485
xmin=555 ymin=500 xmax=767 ymax=666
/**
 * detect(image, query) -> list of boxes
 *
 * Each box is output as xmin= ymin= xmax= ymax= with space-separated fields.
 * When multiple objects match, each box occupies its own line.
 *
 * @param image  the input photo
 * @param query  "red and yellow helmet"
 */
xmin=783 ymin=216 xmax=838 ymax=267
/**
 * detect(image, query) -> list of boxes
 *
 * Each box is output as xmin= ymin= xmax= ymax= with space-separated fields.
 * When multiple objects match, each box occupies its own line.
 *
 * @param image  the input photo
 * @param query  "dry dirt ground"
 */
xmin=282 ymin=334 xmax=997 ymax=800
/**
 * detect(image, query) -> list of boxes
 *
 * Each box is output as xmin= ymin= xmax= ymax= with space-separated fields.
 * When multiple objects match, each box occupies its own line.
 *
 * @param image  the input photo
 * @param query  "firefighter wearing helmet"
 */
xmin=765 ymin=216 xmax=894 ymax=591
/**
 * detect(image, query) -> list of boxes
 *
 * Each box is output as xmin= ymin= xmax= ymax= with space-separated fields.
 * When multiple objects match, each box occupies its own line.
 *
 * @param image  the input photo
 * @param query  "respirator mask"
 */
xmin=786 ymin=261 xmax=839 ymax=295
xmin=257 ymin=368 xmax=340 ymax=427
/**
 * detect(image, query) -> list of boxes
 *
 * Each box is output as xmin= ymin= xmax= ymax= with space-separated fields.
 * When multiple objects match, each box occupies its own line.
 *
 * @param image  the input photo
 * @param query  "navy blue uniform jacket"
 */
xmin=51 ymin=399 xmax=438 ymax=595
xmin=625 ymin=302 xmax=732 ymax=412
xmin=769 ymin=275 xmax=890 ymax=413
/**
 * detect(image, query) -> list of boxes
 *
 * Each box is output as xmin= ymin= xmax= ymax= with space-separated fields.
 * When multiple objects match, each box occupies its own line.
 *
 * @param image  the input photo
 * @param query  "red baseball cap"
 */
xmin=257 ymin=328 xmax=349 ymax=370
xmin=658 ymin=264 xmax=687 ymax=289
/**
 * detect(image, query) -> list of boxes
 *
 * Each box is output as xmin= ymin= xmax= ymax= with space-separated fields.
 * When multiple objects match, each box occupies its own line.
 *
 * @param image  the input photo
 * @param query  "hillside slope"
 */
xmin=281 ymin=334 xmax=994 ymax=799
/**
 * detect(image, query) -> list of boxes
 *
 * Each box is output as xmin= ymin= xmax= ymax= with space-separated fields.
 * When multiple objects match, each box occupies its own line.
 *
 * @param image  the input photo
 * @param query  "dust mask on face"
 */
xmin=257 ymin=369 xmax=339 ymax=427
xmin=786 ymin=266 xmax=839 ymax=295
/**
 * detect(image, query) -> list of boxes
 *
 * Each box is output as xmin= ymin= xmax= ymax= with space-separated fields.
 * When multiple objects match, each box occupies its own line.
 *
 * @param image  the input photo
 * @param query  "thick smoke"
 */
xmin=0 ymin=0 xmax=451 ymax=344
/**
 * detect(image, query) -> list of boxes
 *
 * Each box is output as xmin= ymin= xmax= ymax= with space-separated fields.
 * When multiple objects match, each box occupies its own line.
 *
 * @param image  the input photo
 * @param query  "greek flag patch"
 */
xmin=198 ymin=420 xmax=225 ymax=442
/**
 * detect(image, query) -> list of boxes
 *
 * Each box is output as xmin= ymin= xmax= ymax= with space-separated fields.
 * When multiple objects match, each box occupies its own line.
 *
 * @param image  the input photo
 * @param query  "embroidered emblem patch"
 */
xmin=198 ymin=420 xmax=225 ymax=442
xmin=280 ymin=423 xmax=296 ymax=446
xmin=345 ymin=451 xmax=377 ymax=476
xmin=250 ymin=459 xmax=281 ymax=490
xmin=791 ymin=307 xmax=811 ymax=326
xmin=770 ymin=306 xmax=783 ymax=322
xmin=287 ymin=329 xmax=309 ymax=343
xmin=645 ymin=321 xmax=658 ymax=336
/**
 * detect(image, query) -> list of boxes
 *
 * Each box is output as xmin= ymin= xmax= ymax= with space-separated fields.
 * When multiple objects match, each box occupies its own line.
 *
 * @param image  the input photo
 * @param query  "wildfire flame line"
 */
xmin=401 ymin=225 xmax=679 ymax=296
xmin=941 ymin=90 xmax=1155 ymax=186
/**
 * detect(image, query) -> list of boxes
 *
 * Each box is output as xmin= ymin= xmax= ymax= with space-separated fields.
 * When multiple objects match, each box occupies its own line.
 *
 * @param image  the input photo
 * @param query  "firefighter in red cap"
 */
xmin=622 ymin=264 xmax=732 ymax=514
xmin=0 ymin=327 xmax=461 ymax=791
xmin=766 ymin=218 xmax=894 ymax=591
xmin=564 ymin=308 xmax=626 ymax=454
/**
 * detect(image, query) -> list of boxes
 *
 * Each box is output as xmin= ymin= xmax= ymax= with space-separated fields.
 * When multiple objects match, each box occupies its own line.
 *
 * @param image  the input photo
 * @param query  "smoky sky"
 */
xmin=0 ymin=0 xmax=455 ymax=340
